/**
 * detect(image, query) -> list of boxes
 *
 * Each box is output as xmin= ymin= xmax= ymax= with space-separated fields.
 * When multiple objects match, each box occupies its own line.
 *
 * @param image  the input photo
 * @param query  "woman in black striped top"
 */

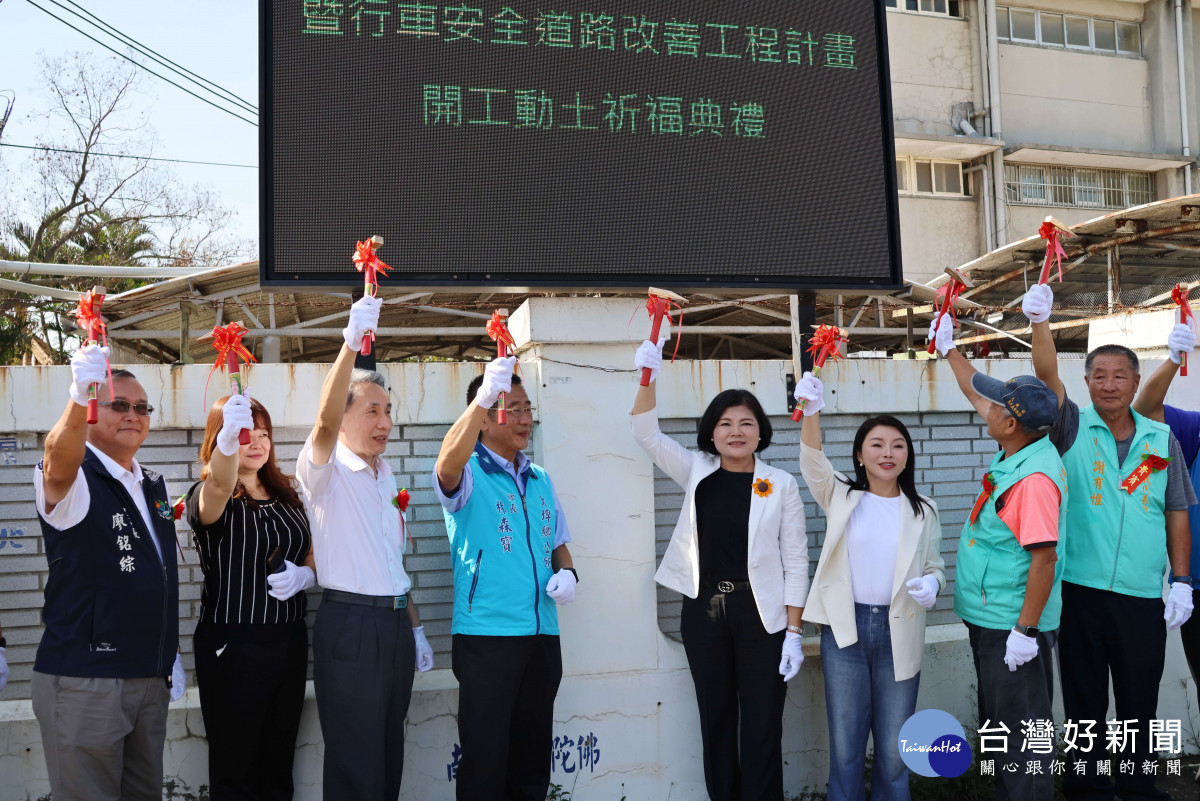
xmin=184 ymin=393 xmax=316 ymax=801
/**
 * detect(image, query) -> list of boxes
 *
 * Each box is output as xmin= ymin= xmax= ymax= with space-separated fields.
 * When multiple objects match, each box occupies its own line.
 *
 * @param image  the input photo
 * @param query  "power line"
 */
xmin=53 ymin=0 xmax=257 ymax=115
xmin=20 ymin=0 xmax=258 ymax=127
xmin=1 ymin=141 xmax=256 ymax=168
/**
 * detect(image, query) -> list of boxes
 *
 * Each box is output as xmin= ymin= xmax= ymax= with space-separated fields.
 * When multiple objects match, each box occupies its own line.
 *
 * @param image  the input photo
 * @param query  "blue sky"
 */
xmin=0 ymin=0 xmax=260 ymax=248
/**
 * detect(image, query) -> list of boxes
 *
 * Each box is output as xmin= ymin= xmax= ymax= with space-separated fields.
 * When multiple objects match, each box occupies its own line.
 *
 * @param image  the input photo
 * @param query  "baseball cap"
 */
xmin=970 ymin=373 xmax=1058 ymax=431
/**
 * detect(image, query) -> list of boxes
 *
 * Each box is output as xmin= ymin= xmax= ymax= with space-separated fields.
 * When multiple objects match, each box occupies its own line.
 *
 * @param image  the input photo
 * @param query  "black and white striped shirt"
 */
xmin=185 ymin=484 xmax=313 ymax=625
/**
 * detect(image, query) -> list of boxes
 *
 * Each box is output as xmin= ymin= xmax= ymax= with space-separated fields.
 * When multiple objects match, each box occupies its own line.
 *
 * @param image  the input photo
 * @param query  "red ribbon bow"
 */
xmin=393 ymin=488 xmax=412 ymax=548
xmin=204 ymin=322 xmax=257 ymax=409
xmin=969 ymin=473 xmax=997 ymax=526
xmin=807 ymin=325 xmax=847 ymax=369
xmin=486 ymin=311 xmax=517 ymax=353
xmin=1038 ymin=221 xmax=1069 ymax=284
xmin=354 ymin=239 xmax=391 ymax=291
xmin=74 ymin=290 xmax=114 ymax=401
xmin=1121 ymin=453 xmax=1172 ymax=494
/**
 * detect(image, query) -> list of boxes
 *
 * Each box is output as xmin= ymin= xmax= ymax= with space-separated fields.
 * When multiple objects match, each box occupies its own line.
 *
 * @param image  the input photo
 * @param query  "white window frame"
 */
xmin=896 ymin=156 xmax=968 ymax=198
xmin=995 ymin=7 xmax=1141 ymax=57
xmin=884 ymin=0 xmax=964 ymax=19
xmin=1005 ymin=163 xmax=1154 ymax=210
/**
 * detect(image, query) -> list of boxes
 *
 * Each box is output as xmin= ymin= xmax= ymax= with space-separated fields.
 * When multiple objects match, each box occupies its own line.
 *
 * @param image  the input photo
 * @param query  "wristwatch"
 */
xmin=566 ymin=568 xmax=579 ymax=584
xmin=1014 ymin=624 xmax=1039 ymax=638
xmin=1173 ymin=575 xmax=1194 ymax=587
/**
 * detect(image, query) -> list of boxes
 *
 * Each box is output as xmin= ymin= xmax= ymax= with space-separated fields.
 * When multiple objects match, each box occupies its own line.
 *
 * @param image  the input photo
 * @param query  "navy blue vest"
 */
xmin=35 ymin=449 xmax=179 ymax=678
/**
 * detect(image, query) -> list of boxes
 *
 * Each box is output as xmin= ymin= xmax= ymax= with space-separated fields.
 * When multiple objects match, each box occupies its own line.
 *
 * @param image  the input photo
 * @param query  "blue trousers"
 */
xmin=821 ymin=604 xmax=920 ymax=801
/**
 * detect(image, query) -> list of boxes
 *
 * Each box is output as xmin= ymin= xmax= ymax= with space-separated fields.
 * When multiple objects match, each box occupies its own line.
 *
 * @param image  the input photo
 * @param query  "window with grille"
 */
xmin=996 ymin=7 xmax=1141 ymax=56
xmin=1004 ymin=164 xmax=1153 ymax=209
xmin=884 ymin=0 xmax=963 ymax=19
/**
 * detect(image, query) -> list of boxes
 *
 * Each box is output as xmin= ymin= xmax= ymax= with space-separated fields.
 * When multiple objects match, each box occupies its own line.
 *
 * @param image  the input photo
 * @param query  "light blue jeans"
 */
xmin=821 ymin=604 xmax=921 ymax=801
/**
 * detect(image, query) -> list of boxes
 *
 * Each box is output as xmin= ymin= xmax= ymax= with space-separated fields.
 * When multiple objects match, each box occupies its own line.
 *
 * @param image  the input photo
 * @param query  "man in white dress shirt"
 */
xmin=296 ymin=295 xmax=434 ymax=801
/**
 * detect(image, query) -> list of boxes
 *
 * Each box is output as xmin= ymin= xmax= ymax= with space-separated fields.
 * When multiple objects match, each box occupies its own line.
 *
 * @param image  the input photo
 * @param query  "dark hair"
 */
xmin=109 ymin=368 xmax=136 ymax=381
xmin=466 ymin=371 xmax=523 ymax=406
xmin=696 ymin=389 xmax=773 ymax=456
xmin=838 ymin=415 xmax=931 ymax=519
xmin=1085 ymin=344 xmax=1139 ymax=376
xmin=346 ymin=368 xmax=388 ymax=410
xmin=199 ymin=395 xmax=304 ymax=509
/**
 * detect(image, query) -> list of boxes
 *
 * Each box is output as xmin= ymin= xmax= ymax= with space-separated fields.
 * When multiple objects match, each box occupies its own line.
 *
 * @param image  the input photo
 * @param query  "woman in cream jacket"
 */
xmin=631 ymin=340 xmax=809 ymax=801
xmin=793 ymin=372 xmax=945 ymax=801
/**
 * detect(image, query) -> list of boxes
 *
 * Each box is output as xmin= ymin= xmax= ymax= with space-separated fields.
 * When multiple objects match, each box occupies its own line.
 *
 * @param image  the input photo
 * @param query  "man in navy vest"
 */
xmin=32 ymin=346 xmax=182 ymax=801
xmin=435 ymin=356 xmax=578 ymax=801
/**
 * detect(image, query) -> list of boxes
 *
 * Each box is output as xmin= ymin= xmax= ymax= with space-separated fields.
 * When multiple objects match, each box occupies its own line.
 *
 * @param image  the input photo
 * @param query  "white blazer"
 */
xmin=799 ymin=442 xmax=945 ymax=681
xmin=631 ymin=409 xmax=809 ymax=633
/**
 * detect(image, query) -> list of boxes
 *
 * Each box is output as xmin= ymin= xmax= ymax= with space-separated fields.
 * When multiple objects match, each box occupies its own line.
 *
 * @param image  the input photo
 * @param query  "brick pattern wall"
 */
xmin=0 ymin=412 xmax=993 ymax=700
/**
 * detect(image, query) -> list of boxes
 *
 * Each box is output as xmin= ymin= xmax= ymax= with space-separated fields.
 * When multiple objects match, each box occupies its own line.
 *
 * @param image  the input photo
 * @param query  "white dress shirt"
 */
xmin=34 ymin=442 xmax=164 ymax=562
xmin=296 ymin=434 xmax=411 ymax=596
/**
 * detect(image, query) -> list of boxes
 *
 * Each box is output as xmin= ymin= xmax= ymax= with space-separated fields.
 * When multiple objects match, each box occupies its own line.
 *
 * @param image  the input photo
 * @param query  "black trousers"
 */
xmin=1059 ymin=581 xmax=1169 ymax=801
xmin=313 ymin=597 xmax=416 ymax=801
xmin=194 ymin=620 xmax=309 ymax=801
xmin=965 ymin=622 xmax=1058 ymax=801
xmin=680 ymin=588 xmax=787 ymax=801
xmin=451 ymin=634 xmax=563 ymax=801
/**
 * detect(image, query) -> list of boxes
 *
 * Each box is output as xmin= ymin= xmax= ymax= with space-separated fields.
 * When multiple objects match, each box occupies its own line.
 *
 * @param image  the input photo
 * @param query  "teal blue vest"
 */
xmin=1061 ymin=405 xmax=1172 ymax=598
xmin=954 ymin=436 xmax=1068 ymax=630
xmin=445 ymin=443 xmax=559 ymax=636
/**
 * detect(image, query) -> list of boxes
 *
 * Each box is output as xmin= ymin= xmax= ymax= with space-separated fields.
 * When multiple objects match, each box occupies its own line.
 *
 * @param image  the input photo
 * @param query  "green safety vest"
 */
xmin=954 ymin=436 xmax=1068 ymax=631
xmin=1061 ymin=405 xmax=1171 ymax=598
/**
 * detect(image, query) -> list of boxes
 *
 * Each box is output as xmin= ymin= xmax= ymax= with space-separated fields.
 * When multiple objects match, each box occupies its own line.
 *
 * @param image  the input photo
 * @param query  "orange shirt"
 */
xmin=996 ymin=473 xmax=1061 ymax=550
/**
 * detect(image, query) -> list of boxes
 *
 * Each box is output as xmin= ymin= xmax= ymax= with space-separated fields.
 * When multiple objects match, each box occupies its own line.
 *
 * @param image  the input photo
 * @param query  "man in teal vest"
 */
xmin=1024 ymin=284 xmax=1197 ymax=801
xmin=434 ymin=355 xmax=578 ymax=801
xmin=931 ymin=316 xmax=1067 ymax=801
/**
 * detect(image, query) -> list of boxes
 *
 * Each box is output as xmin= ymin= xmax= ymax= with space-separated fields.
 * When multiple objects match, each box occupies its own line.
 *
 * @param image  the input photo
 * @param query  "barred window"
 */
xmin=997 ymin=7 xmax=1141 ymax=56
xmin=1004 ymin=164 xmax=1153 ymax=210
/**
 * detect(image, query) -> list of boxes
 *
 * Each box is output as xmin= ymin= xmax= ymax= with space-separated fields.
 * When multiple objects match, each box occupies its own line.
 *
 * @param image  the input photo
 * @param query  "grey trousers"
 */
xmin=31 ymin=670 xmax=170 ymax=801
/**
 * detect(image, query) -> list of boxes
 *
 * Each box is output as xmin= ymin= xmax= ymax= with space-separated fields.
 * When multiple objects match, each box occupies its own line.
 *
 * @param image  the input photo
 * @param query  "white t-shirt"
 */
xmin=845 ymin=492 xmax=903 ymax=606
xmin=33 ymin=442 xmax=164 ymax=563
xmin=295 ymin=434 xmax=411 ymax=596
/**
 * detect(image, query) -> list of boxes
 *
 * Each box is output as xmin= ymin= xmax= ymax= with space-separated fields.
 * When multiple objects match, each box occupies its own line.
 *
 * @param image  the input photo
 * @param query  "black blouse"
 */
xmin=185 ymin=483 xmax=313 ymax=626
xmin=694 ymin=468 xmax=753 ymax=583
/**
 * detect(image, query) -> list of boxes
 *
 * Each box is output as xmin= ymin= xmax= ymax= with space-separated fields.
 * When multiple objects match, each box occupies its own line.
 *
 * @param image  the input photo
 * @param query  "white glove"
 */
xmin=779 ymin=631 xmax=804 ymax=681
xmin=1003 ymin=628 xmax=1039 ymax=672
xmin=343 ymin=295 xmax=382 ymax=352
xmin=413 ymin=626 xmax=434 ymax=672
xmin=927 ymin=315 xmax=955 ymax=357
xmin=634 ymin=339 xmax=664 ymax=383
xmin=69 ymin=344 xmax=111 ymax=406
xmin=475 ymin=356 xmax=517 ymax=410
xmin=793 ymin=372 xmax=825 ymax=416
xmin=1022 ymin=284 xmax=1054 ymax=324
xmin=0 ymin=647 xmax=9 ymax=693
xmin=905 ymin=575 xmax=940 ymax=609
xmin=546 ymin=568 xmax=577 ymax=605
xmin=170 ymin=653 xmax=186 ymax=701
xmin=215 ymin=393 xmax=254 ymax=456
xmin=266 ymin=560 xmax=316 ymax=601
xmin=1168 ymin=322 xmax=1196 ymax=366
xmin=1165 ymin=581 xmax=1195 ymax=630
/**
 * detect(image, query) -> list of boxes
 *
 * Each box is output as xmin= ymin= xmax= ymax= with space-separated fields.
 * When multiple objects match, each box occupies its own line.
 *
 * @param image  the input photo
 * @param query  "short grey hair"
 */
xmin=1084 ymin=344 xmax=1139 ymax=377
xmin=346 ymin=369 xmax=388 ymax=409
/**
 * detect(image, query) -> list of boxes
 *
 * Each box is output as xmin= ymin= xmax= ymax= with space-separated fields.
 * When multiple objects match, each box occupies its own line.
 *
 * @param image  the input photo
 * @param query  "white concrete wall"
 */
xmin=886 ymin=11 xmax=978 ymax=137
xmin=898 ymin=195 xmax=985 ymax=285
xmin=3 ymin=297 xmax=1200 ymax=800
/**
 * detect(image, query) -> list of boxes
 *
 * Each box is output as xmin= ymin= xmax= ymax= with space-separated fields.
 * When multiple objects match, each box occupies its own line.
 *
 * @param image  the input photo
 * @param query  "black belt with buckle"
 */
xmin=323 ymin=589 xmax=408 ymax=610
xmin=705 ymin=580 xmax=752 ymax=593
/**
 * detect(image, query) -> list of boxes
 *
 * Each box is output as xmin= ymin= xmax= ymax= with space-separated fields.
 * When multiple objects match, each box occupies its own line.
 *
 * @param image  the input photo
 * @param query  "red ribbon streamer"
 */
xmin=1038 ymin=221 xmax=1068 ymax=284
xmin=353 ymin=239 xmax=392 ymax=291
xmin=74 ymin=290 xmax=114 ymax=403
xmin=1121 ymin=453 xmax=1171 ymax=494
xmin=204 ymin=322 xmax=257 ymax=410
xmin=646 ymin=296 xmax=684 ymax=365
xmin=926 ymin=281 xmax=966 ymax=355
xmin=486 ymin=311 xmax=516 ymax=353
xmin=968 ymin=473 xmax=996 ymax=526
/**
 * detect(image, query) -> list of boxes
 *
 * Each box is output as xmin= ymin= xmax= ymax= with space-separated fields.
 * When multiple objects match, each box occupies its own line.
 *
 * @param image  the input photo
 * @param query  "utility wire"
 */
xmin=1 ymin=141 xmax=256 ymax=168
xmin=21 ymin=0 xmax=258 ymax=127
xmin=53 ymin=0 xmax=257 ymax=115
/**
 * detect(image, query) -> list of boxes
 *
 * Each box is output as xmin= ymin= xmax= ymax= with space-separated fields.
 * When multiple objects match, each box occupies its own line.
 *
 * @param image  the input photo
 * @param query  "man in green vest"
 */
xmin=930 ymin=315 xmax=1067 ymax=800
xmin=1024 ymin=283 xmax=1197 ymax=801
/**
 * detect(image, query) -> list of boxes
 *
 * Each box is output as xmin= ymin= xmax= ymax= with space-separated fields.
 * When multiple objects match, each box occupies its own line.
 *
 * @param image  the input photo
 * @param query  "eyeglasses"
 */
xmin=99 ymin=400 xmax=154 ymax=416
xmin=490 ymin=404 xmax=536 ymax=417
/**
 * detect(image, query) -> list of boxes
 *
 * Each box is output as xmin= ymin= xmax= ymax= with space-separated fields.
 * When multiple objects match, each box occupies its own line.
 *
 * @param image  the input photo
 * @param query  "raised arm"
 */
xmin=628 ymin=340 xmax=694 ymax=488
xmin=42 ymin=345 xmax=109 ymax=510
xmin=794 ymin=371 xmax=825 ymax=451
xmin=1022 ymin=284 xmax=1065 ymax=407
xmin=929 ymin=316 xmax=991 ymax=419
xmin=435 ymin=356 xmax=514 ymax=495
xmin=1132 ymin=324 xmax=1196 ymax=422
xmin=630 ymin=339 xmax=661 ymax=416
xmin=196 ymin=395 xmax=255 ymax=526
xmin=309 ymin=296 xmax=381 ymax=466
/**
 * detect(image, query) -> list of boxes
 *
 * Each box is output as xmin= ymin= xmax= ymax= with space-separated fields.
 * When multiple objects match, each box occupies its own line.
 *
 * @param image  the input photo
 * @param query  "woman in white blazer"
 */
xmin=793 ymin=372 xmax=945 ymax=801
xmin=631 ymin=340 xmax=809 ymax=801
